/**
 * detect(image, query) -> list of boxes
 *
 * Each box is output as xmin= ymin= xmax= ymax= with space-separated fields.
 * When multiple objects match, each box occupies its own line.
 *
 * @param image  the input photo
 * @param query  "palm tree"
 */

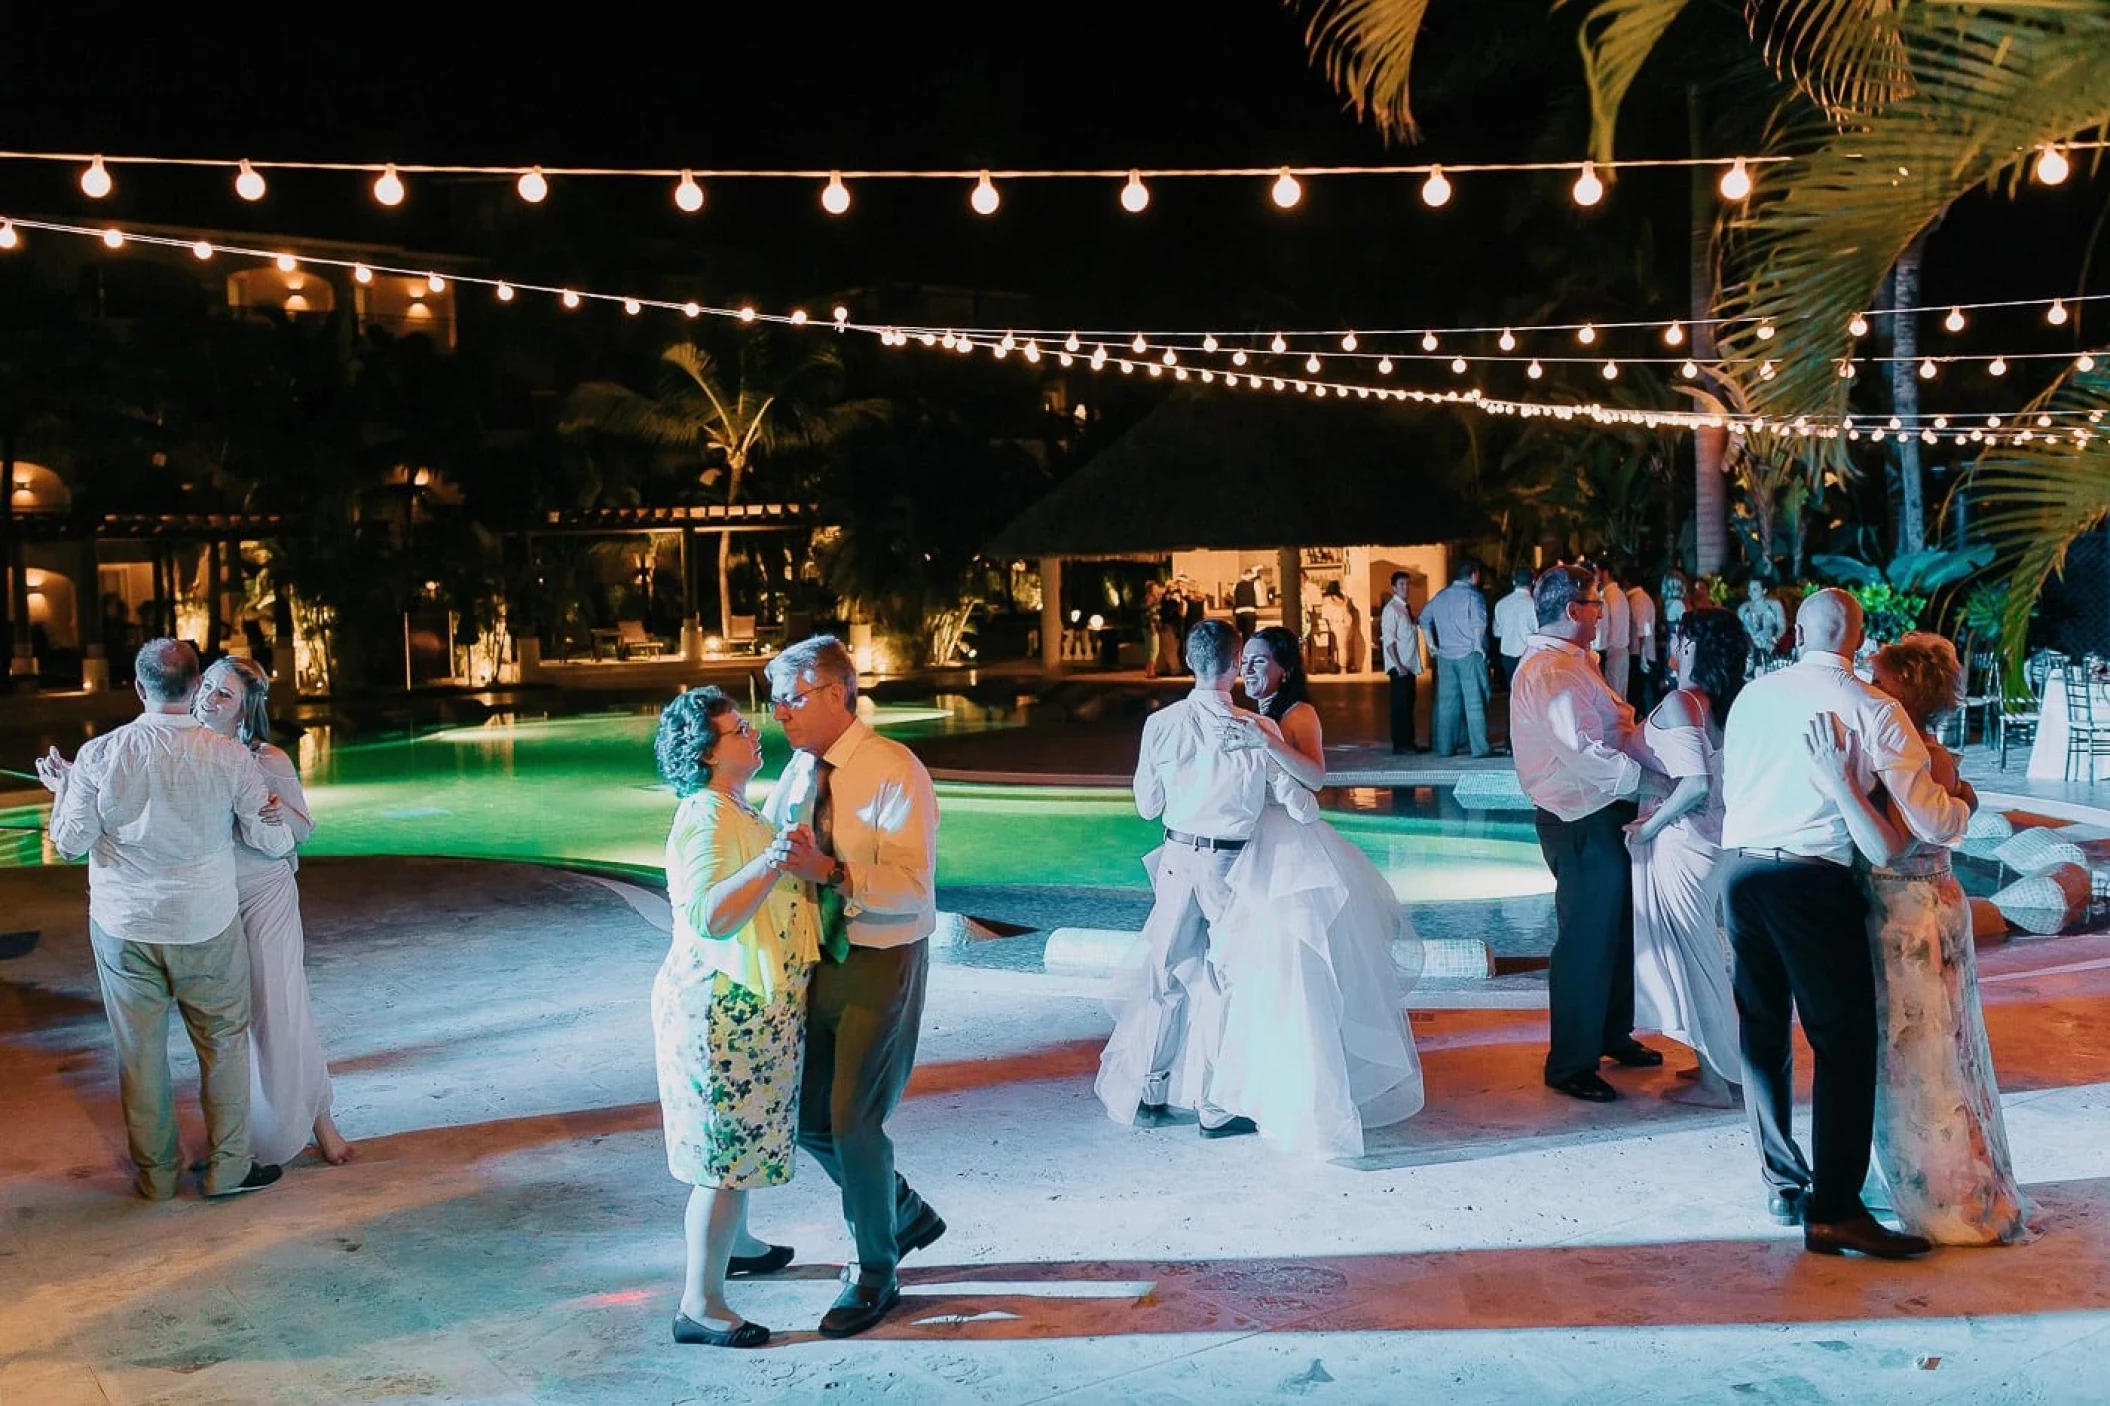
xmin=561 ymin=337 xmax=878 ymax=640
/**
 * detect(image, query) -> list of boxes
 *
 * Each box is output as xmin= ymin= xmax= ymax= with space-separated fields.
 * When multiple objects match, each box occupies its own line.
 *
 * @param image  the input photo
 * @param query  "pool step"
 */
xmin=1044 ymin=927 xmax=1494 ymax=982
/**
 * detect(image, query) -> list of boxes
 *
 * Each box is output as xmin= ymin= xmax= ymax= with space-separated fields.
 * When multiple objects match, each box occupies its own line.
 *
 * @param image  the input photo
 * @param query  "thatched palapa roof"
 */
xmin=988 ymin=392 xmax=1486 ymax=558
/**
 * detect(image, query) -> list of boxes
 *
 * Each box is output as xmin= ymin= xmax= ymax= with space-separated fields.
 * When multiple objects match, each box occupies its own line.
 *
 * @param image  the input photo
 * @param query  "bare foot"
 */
xmin=314 ymin=1114 xmax=356 ymax=1165
xmin=1663 ymin=1081 xmax=1739 ymax=1109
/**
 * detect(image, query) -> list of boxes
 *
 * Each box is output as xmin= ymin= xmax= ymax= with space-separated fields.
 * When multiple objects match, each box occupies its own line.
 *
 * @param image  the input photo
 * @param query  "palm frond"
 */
xmin=1750 ymin=0 xmax=1916 ymax=117
xmin=556 ymin=382 xmax=707 ymax=448
xmin=1567 ymin=0 xmax=1694 ymax=166
xmin=1293 ymin=0 xmax=1436 ymax=143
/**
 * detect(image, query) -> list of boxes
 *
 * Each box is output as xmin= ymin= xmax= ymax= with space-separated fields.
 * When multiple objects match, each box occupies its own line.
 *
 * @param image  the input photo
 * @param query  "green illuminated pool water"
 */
xmin=6 ymin=707 xmax=1556 ymax=906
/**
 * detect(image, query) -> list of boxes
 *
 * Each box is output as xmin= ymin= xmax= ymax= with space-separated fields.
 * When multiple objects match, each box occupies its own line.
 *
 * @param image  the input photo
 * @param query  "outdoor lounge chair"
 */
xmin=615 ymin=619 xmax=666 ymax=660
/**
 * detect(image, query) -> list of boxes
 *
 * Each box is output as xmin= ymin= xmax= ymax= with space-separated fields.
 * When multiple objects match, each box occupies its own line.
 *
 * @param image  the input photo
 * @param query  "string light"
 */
xmin=1131 ymin=333 xmax=1148 ymax=353
xmin=1989 ymin=355 xmax=2007 ymax=375
xmin=1577 ymin=323 xmax=1597 ymax=345
xmin=1572 ymin=162 xmax=1604 ymax=207
xmin=1271 ymin=333 xmax=1288 ymax=353
xmin=738 ymin=305 xmax=757 ymax=322
xmin=274 ymin=253 xmax=297 ymax=272
xmin=0 ymin=221 xmax=16 ymax=250
xmin=1837 ymin=359 xmax=1855 ymax=378
xmin=101 ymin=227 xmax=123 ymax=249
xmin=1202 ymin=334 xmax=1219 ymax=353
xmin=353 ymin=263 xmax=372 ymax=284
xmin=832 ymin=304 xmax=849 ymax=326
xmin=1755 ymin=322 xmax=1776 ymax=341
xmin=1420 ymin=331 xmax=1439 ymax=352
xmin=1305 ymin=353 xmax=1322 ymax=372
xmin=2049 ymin=299 xmax=2069 ymax=326
xmin=2036 ymin=144 xmax=2071 ymax=185
xmin=1421 ymin=165 xmax=1451 ymax=208
xmin=1944 ymin=306 xmax=1966 ymax=332
xmin=674 ymin=170 xmax=705 ymax=213
xmin=426 ymin=272 xmax=447 ymax=293
xmin=1718 ymin=157 xmax=1752 ymax=201
xmin=373 ymin=164 xmax=405 ymax=206
xmin=1498 ymin=329 xmax=1517 ymax=351
xmin=969 ymin=170 xmax=1000 ymax=215
xmin=517 ymin=167 xmax=549 ymax=204
xmin=2082 ymin=354 xmax=2099 ymax=372
xmin=821 ymin=171 xmax=851 ymax=215
xmin=1527 ymin=359 xmax=1544 ymax=379
xmin=1848 ymin=313 xmax=1869 ymax=338
xmin=80 ymin=156 xmax=112 ymax=199
xmin=1920 ymin=358 xmax=1938 ymax=378
xmin=624 ymin=297 xmax=641 ymax=315
xmin=1231 ymin=349 xmax=1248 ymax=366
xmin=1271 ymin=167 xmax=1302 ymax=209
xmin=1342 ymin=331 xmax=1359 ymax=351
xmin=191 ymin=239 xmax=212 ymax=260
xmin=1064 ymin=333 xmax=1080 ymax=352
xmin=1680 ymin=360 xmax=1699 ymax=378
xmin=1452 ymin=356 xmax=1468 ymax=374
xmin=496 ymin=282 xmax=515 ymax=302
xmin=1120 ymin=170 xmax=1149 ymax=213
xmin=234 ymin=160 xmax=266 ymax=202
xmin=561 ymin=288 xmax=580 ymax=309
xmin=1664 ymin=322 xmax=1684 ymax=347
xmin=1377 ymin=356 xmax=1393 ymax=373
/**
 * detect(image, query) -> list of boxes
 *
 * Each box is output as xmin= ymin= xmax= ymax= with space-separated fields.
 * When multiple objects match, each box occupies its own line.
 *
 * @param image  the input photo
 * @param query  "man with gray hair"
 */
xmin=760 ymin=635 xmax=944 ymax=1338
xmin=37 ymin=639 xmax=293 ymax=1199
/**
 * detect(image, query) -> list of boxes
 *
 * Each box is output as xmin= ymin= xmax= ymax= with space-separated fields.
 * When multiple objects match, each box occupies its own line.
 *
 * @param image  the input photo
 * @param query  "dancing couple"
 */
xmin=1094 ymin=619 xmax=1425 ymax=1160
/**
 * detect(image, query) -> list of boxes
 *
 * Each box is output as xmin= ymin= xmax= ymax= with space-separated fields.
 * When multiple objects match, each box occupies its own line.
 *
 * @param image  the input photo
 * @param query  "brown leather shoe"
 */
xmin=1804 ymin=1212 xmax=1932 ymax=1259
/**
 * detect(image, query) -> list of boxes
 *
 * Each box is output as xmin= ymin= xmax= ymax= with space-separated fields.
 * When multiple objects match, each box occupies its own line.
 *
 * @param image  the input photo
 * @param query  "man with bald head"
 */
xmin=1720 ymin=589 xmax=1969 ymax=1258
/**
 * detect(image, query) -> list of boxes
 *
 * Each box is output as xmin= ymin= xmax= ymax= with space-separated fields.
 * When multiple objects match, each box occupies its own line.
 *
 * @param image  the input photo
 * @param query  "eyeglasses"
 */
xmin=714 ymin=718 xmax=757 ymax=741
xmin=769 ymin=680 xmax=839 ymax=711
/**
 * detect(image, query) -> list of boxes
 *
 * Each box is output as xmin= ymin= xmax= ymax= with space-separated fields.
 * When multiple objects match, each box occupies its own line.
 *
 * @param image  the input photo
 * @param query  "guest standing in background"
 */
xmin=1157 ymin=580 xmax=1187 ymax=678
xmin=1424 ymin=559 xmax=1494 ymax=759
xmin=1232 ymin=566 xmax=1262 ymax=640
xmin=1596 ymin=561 xmax=1633 ymax=700
xmin=1625 ymin=575 xmax=1658 ymax=711
xmin=1379 ymin=571 xmax=1427 ymax=754
xmin=1142 ymin=580 xmax=1166 ymax=678
xmin=1493 ymin=565 xmax=1536 ymax=692
xmin=1738 ymin=580 xmax=1787 ymax=674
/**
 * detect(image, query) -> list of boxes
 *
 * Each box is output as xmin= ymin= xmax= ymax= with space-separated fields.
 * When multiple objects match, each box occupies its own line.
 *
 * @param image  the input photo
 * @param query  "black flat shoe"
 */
xmin=204 ymin=1162 xmax=282 ymax=1198
xmin=672 ymin=1313 xmax=770 ymax=1348
xmin=727 ymin=1244 xmax=794 ymax=1277
xmin=1601 ymin=1041 xmax=1664 ymax=1068
xmin=897 ymin=1203 xmax=947 ymax=1259
xmin=819 ymin=1279 xmax=901 ymax=1338
xmin=1768 ymin=1190 xmax=1808 ymax=1226
xmin=1804 ymin=1212 xmax=1931 ymax=1259
xmin=1546 ymin=1072 xmax=1619 ymax=1102
xmin=1134 ymin=1101 xmax=1177 ymax=1127
xmin=1199 ymin=1115 xmax=1259 ymax=1139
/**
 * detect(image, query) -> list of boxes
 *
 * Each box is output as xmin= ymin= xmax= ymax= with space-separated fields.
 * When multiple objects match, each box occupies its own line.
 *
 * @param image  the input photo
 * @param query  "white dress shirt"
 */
xmin=1626 ymin=586 xmax=1656 ymax=654
xmin=1379 ymin=594 xmax=1420 ymax=675
xmin=764 ymin=717 xmax=938 ymax=949
xmin=1493 ymin=587 xmax=1537 ymax=660
xmin=1134 ymin=687 xmax=1316 ymax=840
xmin=47 ymin=711 xmax=292 ymax=945
xmin=1509 ymin=636 xmax=1656 ymax=821
xmin=1599 ymin=583 xmax=1631 ymax=652
xmin=1720 ymin=651 xmax=1970 ymax=864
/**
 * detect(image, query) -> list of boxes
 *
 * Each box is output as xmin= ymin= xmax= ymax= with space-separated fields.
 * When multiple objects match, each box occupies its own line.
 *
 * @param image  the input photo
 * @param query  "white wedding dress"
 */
xmin=1205 ymin=793 xmax=1427 ymax=1160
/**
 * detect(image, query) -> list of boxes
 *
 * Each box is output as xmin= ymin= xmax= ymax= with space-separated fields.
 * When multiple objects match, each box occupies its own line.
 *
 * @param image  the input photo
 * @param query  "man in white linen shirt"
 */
xmin=37 ymin=638 xmax=292 ymax=1200
xmin=1379 ymin=571 xmax=1426 ymax=753
xmin=1509 ymin=566 xmax=1668 ymax=1103
xmin=1492 ymin=565 xmax=1536 ymax=692
xmin=1718 ymin=589 xmax=1965 ymax=1259
xmin=1097 ymin=618 xmax=1316 ymax=1139
xmin=1625 ymin=576 xmax=1658 ymax=710
xmin=1595 ymin=560 xmax=1632 ymax=699
xmin=763 ymin=635 xmax=946 ymax=1338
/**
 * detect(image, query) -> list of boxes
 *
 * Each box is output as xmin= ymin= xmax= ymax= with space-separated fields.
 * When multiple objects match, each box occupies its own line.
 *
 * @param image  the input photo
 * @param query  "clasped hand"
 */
xmin=1217 ymin=714 xmax=1269 ymax=753
xmin=767 ymin=823 xmax=835 ymax=883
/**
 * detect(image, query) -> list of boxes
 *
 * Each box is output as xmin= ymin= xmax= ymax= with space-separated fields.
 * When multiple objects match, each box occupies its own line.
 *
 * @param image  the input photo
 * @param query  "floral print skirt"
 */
xmin=652 ymin=957 xmax=812 ymax=1189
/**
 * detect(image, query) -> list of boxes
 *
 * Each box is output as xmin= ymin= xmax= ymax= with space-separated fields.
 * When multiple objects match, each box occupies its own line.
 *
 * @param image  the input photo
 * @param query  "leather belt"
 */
xmin=1164 ymin=828 xmax=1247 ymax=852
xmin=1736 ymin=846 xmax=1846 ymax=869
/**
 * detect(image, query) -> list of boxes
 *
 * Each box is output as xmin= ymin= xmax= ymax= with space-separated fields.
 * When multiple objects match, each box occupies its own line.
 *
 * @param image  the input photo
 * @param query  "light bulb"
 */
xmin=2081 ymin=354 xmax=2098 ymax=373
xmin=1342 ymin=332 xmax=1358 ymax=352
xmin=1527 ymin=360 xmax=1544 ymax=379
xmin=1680 ymin=360 xmax=1699 ymax=378
xmin=517 ymin=167 xmax=549 ymax=203
xmin=1305 ymin=354 xmax=1322 ymax=373
xmin=624 ymin=298 xmax=641 ymax=316
xmin=941 ymin=331 xmax=957 ymax=348
xmin=275 ymin=253 xmax=298 ymax=272
xmin=191 ymin=239 xmax=212 ymax=260
xmin=2036 ymin=144 xmax=2071 ymax=186
xmin=1064 ymin=332 xmax=1081 ymax=352
xmin=1603 ymin=360 xmax=1619 ymax=380
xmin=80 ymin=156 xmax=113 ymax=199
xmin=1091 ymin=345 xmax=1108 ymax=369
xmin=674 ymin=170 xmax=704 ymax=213
xmin=1231 ymin=349 xmax=1248 ymax=366
xmin=1498 ymin=329 xmax=1517 ymax=352
xmin=1271 ymin=167 xmax=1301 ymax=209
xmin=1935 ymin=416 xmax=1950 ymax=429
xmin=561 ymin=289 xmax=580 ymax=309
xmin=353 ymin=263 xmax=372 ymax=284
xmin=1988 ymin=356 xmax=2006 ymax=376
xmin=1577 ymin=323 xmax=1597 ymax=345
xmin=496 ymin=283 xmax=515 ymax=302
xmin=1848 ymin=313 xmax=1869 ymax=338
xmin=0 ymin=220 xmax=17 ymax=250
xmin=738 ymin=306 xmax=757 ymax=323
xmin=1131 ymin=333 xmax=1148 ymax=354
xmin=832 ymin=305 xmax=848 ymax=324
xmin=1271 ymin=333 xmax=1288 ymax=354
xmin=1161 ymin=349 xmax=1177 ymax=366
xmin=374 ymin=164 xmax=405 ymax=206
xmin=1420 ymin=331 xmax=1439 ymax=352
xmin=1944 ymin=306 xmax=1965 ymax=333
xmin=684 ymin=301 xmax=701 ymax=319
xmin=970 ymin=171 xmax=1000 ymax=215
xmin=1202 ymin=334 xmax=1219 ymax=353
xmin=1120 ymin=170 xmax=1149 ymax=213
xmin=1421 ymin=165 xmax=1451 ymax=208
xmin=1837 ymin=359 xmax=1855 ymax=378
xmin=1664 ymin=321 xmax=1684 ymax=347
xmin=1452 ymin=356 xmax=1468 ymax=374
xmin=1717 ymin=157 xmax=1752 ymax=201
xmin=1920 ymin=358 xmax=1937 ymax=379
xmin=101 ymin=228 xmax=123 ymax=249
xmin=2038 ymin=414 xmax=2053 ymax=427
xmin=427 ymin=273 xmax=447 ymax=293
xmin=1758 ymin=360 xmax=1776 ymax=380
xmin=1377 ymin=356 xmax=1393 ymax=374
xmin=235 ymin=160 xmax=266 ymax=202
xmin=1572 ymin=161 xmax=1604 ymax=207
xmin=1024 ymin=340 xmax=1041 ymax=363
xmin=1756 ymin=322 xmax=1775 ymax=341
xmin=2049 ymin=299 xmax=2070 ymax=326
xmin=821 ymin=171 xmax=851 ymax=215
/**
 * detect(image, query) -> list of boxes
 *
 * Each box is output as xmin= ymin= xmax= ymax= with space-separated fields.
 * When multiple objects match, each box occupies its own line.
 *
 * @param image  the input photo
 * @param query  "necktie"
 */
xmin=813 ymin=759 xmax=851 ymax=963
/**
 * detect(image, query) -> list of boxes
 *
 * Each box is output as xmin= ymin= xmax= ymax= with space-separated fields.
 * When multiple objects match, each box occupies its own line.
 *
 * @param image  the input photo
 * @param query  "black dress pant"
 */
xmin=1534 ymin=802 xmax=1638 ymax=1083
xmin=1388 ymin=669 xmax=1419 ymax=750
xmin=1722 ymin=855 xmax=1876 ymax=1225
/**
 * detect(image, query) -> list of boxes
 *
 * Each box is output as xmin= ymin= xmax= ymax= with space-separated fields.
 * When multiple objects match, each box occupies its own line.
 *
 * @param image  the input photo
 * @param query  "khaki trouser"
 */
xmin=90 ymin=914 xmax=253 ymax=1198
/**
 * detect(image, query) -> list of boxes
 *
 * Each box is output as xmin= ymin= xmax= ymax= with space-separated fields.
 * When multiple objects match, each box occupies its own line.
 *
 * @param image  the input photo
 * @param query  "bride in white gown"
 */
xmin=1206 ymin=627 xmax=1426 ymax=1160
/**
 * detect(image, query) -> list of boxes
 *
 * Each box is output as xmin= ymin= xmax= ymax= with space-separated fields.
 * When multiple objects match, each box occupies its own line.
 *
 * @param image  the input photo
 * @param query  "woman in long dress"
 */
xmin=1207 ymin=626 xmax=1425 ymax=1160
xmin=651 ymin=686 xmax=820 ymax=1347
xmin=192 ymin=657 xmax=353 ymax=1169
xmin=1626 ymin=607 xmax=1748 ymax=1108
xmin=1804 ymin=633 xmax=2028 ymax=1245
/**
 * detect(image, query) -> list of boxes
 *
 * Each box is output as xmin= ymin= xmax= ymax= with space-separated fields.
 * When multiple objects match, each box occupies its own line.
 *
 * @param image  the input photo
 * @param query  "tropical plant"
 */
xmin=1806 ymin=542 xmax=1995 ymax=592
xmin=1845 ymin=582 xmax=1928 ymax=644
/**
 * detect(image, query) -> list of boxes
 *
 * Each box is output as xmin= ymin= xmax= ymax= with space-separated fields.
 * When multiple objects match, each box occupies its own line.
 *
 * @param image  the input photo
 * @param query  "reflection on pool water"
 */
xmin=3 ymin=707 xmax=1556 ymax=914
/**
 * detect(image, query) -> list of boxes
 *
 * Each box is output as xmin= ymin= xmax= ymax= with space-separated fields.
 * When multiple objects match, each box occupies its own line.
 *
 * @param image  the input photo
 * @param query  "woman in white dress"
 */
xmin=1626 ymin=607 xmax=1747 ymax=1109
xmin=193 ymin=657 xmax=352 ymax=1167
xmin=1208 ymin=626 xmax=1425 ymax=1160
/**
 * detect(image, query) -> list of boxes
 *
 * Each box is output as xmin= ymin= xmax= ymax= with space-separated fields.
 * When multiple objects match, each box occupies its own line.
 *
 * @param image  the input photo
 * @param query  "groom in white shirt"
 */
xmin=1096 ymin=619 xmax=1313 ymax=1137
xmin=1720 ymin=589 xmax=1967 ymax=1258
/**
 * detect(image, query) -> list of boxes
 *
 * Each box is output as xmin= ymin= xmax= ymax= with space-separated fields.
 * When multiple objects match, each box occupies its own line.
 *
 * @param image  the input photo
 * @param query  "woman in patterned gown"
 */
xmin=652 ymin=687 xmax=821 ymax=1347
xmin=1805 ymin=633 xmax=2029 ymax=1245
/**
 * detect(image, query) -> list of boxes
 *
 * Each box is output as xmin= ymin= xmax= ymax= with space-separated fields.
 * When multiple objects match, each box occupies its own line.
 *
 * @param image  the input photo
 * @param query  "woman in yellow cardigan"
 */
xmin=651 ymin=686 xmax=820 ymax=1348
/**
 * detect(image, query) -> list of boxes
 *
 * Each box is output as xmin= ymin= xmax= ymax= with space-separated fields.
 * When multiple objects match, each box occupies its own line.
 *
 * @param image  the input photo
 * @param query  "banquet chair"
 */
xmin=2062 ymin=660 xmax=2110 ymax=783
